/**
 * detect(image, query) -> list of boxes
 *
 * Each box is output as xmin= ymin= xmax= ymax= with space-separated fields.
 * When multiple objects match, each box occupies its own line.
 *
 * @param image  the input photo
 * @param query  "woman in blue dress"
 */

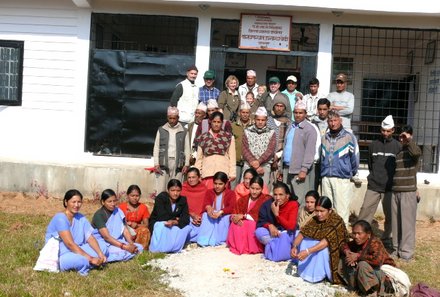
xmin=149 ymin=179 xmax=191 ymax=253
xmin=197 ymin=171 xmax=236 ymax=246
xmin=92 ymin=189 xmax=143 ymax=262
xmin=290 ymin=196 xmax=349 ymax=284
xmin=45 ymin=189 xmax=107 ymax=276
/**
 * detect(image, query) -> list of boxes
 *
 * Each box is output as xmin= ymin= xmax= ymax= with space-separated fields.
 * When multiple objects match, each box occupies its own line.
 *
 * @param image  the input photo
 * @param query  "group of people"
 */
xmin=42 ymin=65 xmax=421 ymax=297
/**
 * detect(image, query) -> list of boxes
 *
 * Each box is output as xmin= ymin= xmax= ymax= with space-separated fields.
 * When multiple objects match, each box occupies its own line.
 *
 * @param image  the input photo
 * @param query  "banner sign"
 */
xmin=239 ymin=14 xmax=291 ymax=51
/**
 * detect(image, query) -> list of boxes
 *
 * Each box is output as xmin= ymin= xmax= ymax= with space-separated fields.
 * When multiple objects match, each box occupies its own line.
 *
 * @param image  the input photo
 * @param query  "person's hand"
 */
xmin=271 ymin=201 xmax=280 ymax=217
xmin=128 ymin=221 xmax=138 ymax=229
xmin=290 ymin=246 xmax=298 ymax=258
xmin=250 ymin=160 xmax=260 ymax=169
xmin=154 ymin=165 xmax=163 ymax=175
xmin=164 ymin=220 xmax=175 ymax=227
xmin=98 ymin=253 xmax=107 ymax=264
xmin=276 ymin=172 xmax=283 ymax=181
xmin=232 ymin=214 xmax=243 ymax=225
xmin=345 ymin=250 xmax=359 ymax=266
xmin=123 ymin=243 xmax=139 ymax=254
xmin=191 ymin=214 xmax=202 ymax=226
xmin=256 ymin=166 xmax=265 ymax=175
xmin=268 ymin=224 xmax=280 ymax=237
xmin=89 ymin=257 xmax=104 ymax=266
xmin=181 ymin=166 xmax=189 ymax=175
xmin=296 ymin=249 xmax=310 ymax=261
xmin=296 ymin=171 xmax=306 ymax=182
xmin=229 ymin=176 xmax=236 ymax=182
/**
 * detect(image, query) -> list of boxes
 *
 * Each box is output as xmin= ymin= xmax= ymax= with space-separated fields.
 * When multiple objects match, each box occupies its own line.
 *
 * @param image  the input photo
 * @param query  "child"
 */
xmin=297 ymin=190 xmax=319 ymax=228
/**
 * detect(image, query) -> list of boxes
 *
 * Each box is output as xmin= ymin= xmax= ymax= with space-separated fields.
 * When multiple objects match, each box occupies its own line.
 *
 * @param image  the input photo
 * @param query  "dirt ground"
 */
xmin=1 ymin=191 xmax=439 ymax=242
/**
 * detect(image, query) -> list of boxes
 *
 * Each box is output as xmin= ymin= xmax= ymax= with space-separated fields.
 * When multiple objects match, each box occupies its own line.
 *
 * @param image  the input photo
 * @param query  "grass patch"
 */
xmin=0 ymin=212 xmax=181 ymax=297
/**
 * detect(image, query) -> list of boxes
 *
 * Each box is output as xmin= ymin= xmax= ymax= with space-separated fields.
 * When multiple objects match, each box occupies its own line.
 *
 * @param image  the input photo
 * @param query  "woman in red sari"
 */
xmin=118 ymin=185 xmax=151 ymax=249
xmin=227 ymin=176 xmax=271 ymax=255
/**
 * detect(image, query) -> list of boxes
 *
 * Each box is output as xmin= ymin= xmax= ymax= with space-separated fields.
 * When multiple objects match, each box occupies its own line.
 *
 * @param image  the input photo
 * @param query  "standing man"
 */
xmin=153 ymin=107 xmax=190 ymax=193
xmin=199 ymin=70 xmax=220 ymax=105
xmin=170 ymin=65 xmax=199 ymax=124
xmin=231 ymin=101 xmax=253 ymax=189
xmin=312 ymin=98 xmax=331 ymax=137
xmin=358 ymin=115 xmax=401 ymax=245
xmin=281 ymin=100 xmax=317 ymax=205
xmin=242 ymin=107 xmax=276 ymax=185
xmin=327 ymin=73 xmax=354 ymax=131
xmin=261 ymin=76 xmax=292 ymax=119
xmin=391 ymin=125 xmax=421 ymax=261
xmin=320 ymin=110 xmax=359 ymax=226
xmin=238 ymin=70 xmax=259 ymax=101
xmin=303 ymin=77 xmax=325 ymax=120
xmin=282 ymin=75 xmax=300 ymax=115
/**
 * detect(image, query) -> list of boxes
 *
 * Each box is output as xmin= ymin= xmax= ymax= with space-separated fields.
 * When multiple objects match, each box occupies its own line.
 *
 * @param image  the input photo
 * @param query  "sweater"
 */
xmin=367 ymin=136 xmax=402 ymax=192
xmin=256 ymin=198 xmax=299 ymax=231
xmin=233 ymin=194 xmax=271 ymax=222
xmin=202 ymin=188 xmax=236 ymax=214
xmin=392 ymin=140 xmax=421 ymax=192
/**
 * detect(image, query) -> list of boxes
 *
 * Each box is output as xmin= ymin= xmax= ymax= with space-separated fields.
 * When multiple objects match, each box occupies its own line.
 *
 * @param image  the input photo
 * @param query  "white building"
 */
xmin=0 ymin=0 xmax=439 ymax=211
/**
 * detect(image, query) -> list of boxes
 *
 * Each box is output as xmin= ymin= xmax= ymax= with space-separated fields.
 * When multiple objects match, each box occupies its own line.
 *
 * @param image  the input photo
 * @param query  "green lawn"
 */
xmin=0 ymin=212 xmax=181 ymax=297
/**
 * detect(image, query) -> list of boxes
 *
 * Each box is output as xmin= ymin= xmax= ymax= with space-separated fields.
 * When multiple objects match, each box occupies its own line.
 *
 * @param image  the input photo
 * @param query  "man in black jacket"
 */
xmin=357 ymin=115 xmax=401 ymax=245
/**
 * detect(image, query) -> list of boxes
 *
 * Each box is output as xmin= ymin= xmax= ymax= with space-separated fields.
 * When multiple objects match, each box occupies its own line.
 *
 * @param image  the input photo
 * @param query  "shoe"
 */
xmin=351 ymin=176 xmax=363 ymax=186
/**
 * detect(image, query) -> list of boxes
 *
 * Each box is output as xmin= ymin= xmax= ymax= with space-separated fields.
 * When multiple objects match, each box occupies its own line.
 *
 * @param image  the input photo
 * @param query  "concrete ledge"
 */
xmin=0 ymin=161 xmax=156 ymax=199
xmin=0 ymin=160 xmax=439 ymax=219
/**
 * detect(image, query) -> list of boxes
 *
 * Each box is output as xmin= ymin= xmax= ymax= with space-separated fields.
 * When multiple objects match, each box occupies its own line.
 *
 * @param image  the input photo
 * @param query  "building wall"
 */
xmin=0 ymin=0 xmax=439 ymax=198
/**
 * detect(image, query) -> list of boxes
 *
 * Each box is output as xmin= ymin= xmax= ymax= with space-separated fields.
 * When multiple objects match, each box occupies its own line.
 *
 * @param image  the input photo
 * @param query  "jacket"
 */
xmin=321 ymin=128 xmax=359 ymax=179
xmin=148 ymin=192 xmax=190 ymax=232
xmin=284 ymin=120 xmax=317 ymax=174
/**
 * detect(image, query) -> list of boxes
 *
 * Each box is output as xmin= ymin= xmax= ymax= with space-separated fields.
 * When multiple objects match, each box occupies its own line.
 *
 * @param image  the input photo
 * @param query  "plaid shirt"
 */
xmin=199 ymin=86 xmax=220 ymax=104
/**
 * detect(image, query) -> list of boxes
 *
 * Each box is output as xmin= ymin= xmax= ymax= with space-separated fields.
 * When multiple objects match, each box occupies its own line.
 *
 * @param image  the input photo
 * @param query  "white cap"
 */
xmin=207 ymin=99 xmax=218 ymax=109
xmin=294 ymin=100 xmax=306 ymax=111
xmin=381 ymin=115 xmax=395 ymax=129
xmin=240 ymin=101 xmax=251 ymax=110
xmin=167 ymin=106 xmax=179 ymax=116
xmin=286 ymin=75 xmax=297 ymax=83
xmin=247 ymin=70 xmax=257 ymax=77
xmin=196 ymin=102 xmax=207 ymax=112
xmin=255 ymin=107 xmax=268 ymax=117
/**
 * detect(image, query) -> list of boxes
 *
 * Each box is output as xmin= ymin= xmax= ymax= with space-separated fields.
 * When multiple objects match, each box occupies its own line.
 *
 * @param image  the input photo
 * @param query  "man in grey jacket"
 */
xmin=281 ymin=100 xmax=318 ymax=205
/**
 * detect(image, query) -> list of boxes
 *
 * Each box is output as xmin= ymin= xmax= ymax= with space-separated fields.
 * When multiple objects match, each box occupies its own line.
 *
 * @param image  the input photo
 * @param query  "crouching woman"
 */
xmin=340 ymin=220 xmax=396 ymax=296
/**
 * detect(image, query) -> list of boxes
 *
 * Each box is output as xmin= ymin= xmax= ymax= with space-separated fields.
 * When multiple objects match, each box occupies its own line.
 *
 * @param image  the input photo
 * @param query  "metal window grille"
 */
xmin=0 ymin=40 xmax=24 ymax=106
xmin=332 ymin=26 xmax=439 ymax=173
xmin=90 ymin=13 xmax=198 ymax=55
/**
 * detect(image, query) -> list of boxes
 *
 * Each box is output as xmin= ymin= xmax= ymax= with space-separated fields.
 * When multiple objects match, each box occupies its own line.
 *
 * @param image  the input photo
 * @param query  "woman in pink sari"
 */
xmin=227 ymin=176 xmax=271 ymax=254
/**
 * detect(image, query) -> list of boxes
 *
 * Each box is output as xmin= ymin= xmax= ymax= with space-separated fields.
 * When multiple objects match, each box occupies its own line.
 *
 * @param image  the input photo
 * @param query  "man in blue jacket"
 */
xmin=320 ymin=110 xmax=359 ymax=226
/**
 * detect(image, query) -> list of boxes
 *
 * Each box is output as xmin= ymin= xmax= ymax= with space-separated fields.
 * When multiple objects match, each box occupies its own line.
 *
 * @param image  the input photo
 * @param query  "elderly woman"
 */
xmin=234 ymin=168 xmax=269 ymax=201
xmin=180 ymin=167 xmax=208 ymax=242
xmin=218 ymin=75 xmax=240 ymax=121
xmin=291 ymin=196 xmax=349 ymax=284
xmin=341 ymin=220 xmax=396 ymax=296
xmin=92 ymin=189 xmax=143 ymax=262
xmin=197 ymin=171 xmax=236 ymax=246
xmin=255 ymin=182 xmax=299 ymax=262
xmin=45 ymin=189 xmax=107 ymax=276
xmin=149 ymin=179 xmax=191 ymax=253
xmin=195 ymin=111 xmax=236 ymax=189
xmin=227 ymin=176 xmax=271 ymax=255
xmin=118 ymin=185 xmax=151 ymax=249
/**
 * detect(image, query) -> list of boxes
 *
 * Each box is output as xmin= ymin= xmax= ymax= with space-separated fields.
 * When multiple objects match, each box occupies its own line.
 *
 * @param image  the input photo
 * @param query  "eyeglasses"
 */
xmin=336 ymin=80 xmax=345 ymax=84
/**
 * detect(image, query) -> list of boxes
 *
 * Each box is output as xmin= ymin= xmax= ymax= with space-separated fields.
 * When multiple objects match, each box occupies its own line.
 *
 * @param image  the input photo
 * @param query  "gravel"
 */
xmin=151 ymin=245 xmax=346 ymax=297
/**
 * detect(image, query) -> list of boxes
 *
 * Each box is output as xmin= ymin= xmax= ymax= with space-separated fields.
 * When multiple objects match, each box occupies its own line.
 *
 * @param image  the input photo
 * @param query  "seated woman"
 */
xmin=255 ymin=182 xmax=299 ymax=262
xmin=297 ymin=190 xmax=319 ymax=229
xmin=197 ymin=171 xmax=236 ymax=246
xmin=45 ymin=189 xmax=107 ymax=276
xmin=227 ymin=176 xmax=271 ymax=255
xmin=291 ymin=196 xmax=349 ymax=284
xmin=118 ymin=185 xmax=151 ymax=250
xmin=340 ymin=220 xmax=395 ymax=296
xmin=234 ymin=168 xmax=269 ymax=201
xmin=92 ymin=189 xmax=143 ymax=262
xmin=181 ymin=167 xmax=208 ymax=242
xmin=149 ymin=179 xmax=191 ymax=253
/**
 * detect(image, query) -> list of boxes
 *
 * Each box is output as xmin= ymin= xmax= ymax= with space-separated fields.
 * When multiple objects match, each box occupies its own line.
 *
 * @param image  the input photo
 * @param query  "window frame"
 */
xmin=0 ymin=40 xmax=24 ymax=106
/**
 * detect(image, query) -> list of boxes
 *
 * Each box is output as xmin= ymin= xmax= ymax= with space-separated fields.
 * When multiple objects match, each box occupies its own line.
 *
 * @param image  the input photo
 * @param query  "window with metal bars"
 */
xmin=90 ymin=13 xmax=198 ymax=55
xmin=0 ymin=40 xmax=24 ymax=106
xmin=332 ymin=26 xmax=439 ymax=173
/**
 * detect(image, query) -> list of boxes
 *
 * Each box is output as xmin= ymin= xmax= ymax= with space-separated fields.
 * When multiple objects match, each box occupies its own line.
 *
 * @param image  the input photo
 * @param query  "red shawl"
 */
xmin=181 ymin=181 xmax=208 ymax=216
xmin=234 ymin=193 xmax=271 ymax=221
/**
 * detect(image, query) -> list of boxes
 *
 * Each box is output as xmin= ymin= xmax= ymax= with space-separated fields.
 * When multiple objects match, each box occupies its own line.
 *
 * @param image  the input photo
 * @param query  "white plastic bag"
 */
xmin=33 ymin=237 xmax=60 ymax=273
xmin=380 ymin=264 xmax=411 ymax=296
